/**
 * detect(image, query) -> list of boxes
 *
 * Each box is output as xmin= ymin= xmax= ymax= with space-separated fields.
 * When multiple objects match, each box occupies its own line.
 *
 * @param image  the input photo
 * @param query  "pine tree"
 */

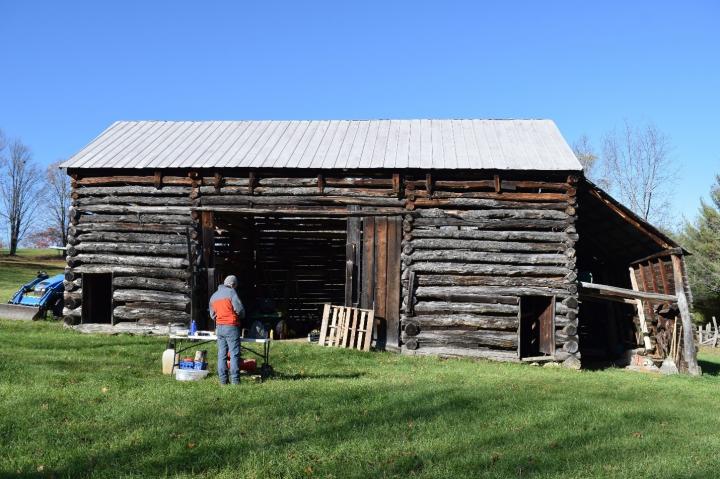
xmin=680 ymin=174 xmax=720 ymax=321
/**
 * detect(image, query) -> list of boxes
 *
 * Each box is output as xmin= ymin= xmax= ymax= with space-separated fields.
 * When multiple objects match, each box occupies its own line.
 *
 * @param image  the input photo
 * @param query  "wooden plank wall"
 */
xmin=400 ymin=175 xmax=580 ymax=363
xmin=64 ymin=174 xmax=195 ymax=325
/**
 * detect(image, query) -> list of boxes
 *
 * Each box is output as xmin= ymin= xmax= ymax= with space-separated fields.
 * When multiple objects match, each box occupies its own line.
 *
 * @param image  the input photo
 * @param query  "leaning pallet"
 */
xmin=318 ymin=304 xmax=375 ymax=351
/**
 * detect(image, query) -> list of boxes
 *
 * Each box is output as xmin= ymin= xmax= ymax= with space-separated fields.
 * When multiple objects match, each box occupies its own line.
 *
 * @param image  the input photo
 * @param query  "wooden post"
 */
xmin=493 ymin=174 xmax=501 ymax=193
xmin=425 ymin=173 xmax=433 ymax=197
xmin=671 ymin=254 xmax=701 ymax=375
xmin=317 ymin=174 xmax=325 ymax=194
xmin=201 ymin=211 xmax=215 ymax=269
xmin=154 ymin=171 xmax=162 ymax=189
xmin=628 ymin=267 xmax=653 ymax=351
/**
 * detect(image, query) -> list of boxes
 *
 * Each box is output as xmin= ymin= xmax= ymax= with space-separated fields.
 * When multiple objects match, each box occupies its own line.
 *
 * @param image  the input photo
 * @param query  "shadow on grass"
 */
xmin=698 ymin=359 xmax=720 ymax=376
xmin=271 ymin=371 xmax=365 ymax=381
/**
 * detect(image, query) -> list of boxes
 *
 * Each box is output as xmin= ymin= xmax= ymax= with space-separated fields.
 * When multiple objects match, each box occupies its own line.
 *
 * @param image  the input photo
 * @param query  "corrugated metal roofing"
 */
xmin=61 ymin=119 xmax=582 ymax=171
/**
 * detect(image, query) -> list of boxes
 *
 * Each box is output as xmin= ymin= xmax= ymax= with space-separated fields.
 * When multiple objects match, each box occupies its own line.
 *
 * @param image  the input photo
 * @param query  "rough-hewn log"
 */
xmin=121 ymin=301 xmax=189 ymax=312
xmin=412 ymin=198 xmax=568 ymax=210
xmin=75 ymin=175 xmax=192 ymax=186
xmin=409 ymin=330 xmax=518 ymax=349
xmin=192 ymin=206 xmax=405 ymax=216
xmin=112 ymin=276 xmax=189 ymax=293
xmin=563 ymin=339 xmax=579 ymax=354
xmin=410 ymin=262 xmax=570 ymax=276
xmin=70 ymin=242 xmax=187 ymax=256
xmin=75 ymin=196 xmax=190 ymax=206
xmin=428 ymin=191 xmax=569 ymax=201
xmin=416 ymin=286 xmax=571 ymax=299
xmin=411 ymin=314 xmax=519 ymax=330
xmin=113 ymin=288 xmax=187 ymax=304
xmin=412 ymin=217 xmax=570 ymax=229
xmin=414 ymin=301 xmax=518 ymax=315
xmin=76 ymin=213 xmax=192 ymax=225
xmin=70 ymin=222 xmax=193 ymax=235
xmin=415 ymin=208 xmax=570 ymax=221
xmin=406 ymin=251 xmax=570 ymax=266
xmin=72 ymin=231 xmax=189 ymax=245
xmin=416 ymin=275 xmax=571 ymax=289
xmin=113 ymin=306 xmax=190 ymax=323
xmin=408 ymin=228 xmax=575 ymax=242
xmin=408 ymin=238 xmax=566 ymax=254
xmin=402 ymin=346 xmax=520 ymax=362
xmin=431 ymin=179 xmax=571 ymax=191
xmin=76 ymin=204 xmax=190 ymax=215
xmin=414 ymin=287 xmax=518 ymax=304
xmin=199 ymin=195 xmax=404 ymax=207
xmin=66 ymin=265 xmax=188 ymax=280
xmin=74 ymin=185 xmax=192 ymax=196
xmin=67 ymin=254 xmax=188 ymax=269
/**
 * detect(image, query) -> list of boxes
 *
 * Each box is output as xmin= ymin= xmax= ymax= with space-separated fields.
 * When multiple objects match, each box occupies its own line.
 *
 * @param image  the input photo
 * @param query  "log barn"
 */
xmin=60 ymin=119 xmax=698 ymax=372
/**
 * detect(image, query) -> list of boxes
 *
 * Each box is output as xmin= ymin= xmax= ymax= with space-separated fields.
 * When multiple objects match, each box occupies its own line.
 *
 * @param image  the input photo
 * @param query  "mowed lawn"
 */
xmin=0 ymin=249 xmax=66 ymax=301
xmin=2 ymin=321 xmax=720 ymax=479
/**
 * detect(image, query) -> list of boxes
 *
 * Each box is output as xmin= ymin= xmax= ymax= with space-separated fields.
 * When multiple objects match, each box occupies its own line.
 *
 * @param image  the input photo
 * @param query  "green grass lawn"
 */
xmin=1 ymin=321 xmax=720 ymax=478
xmin=0 ymin=249 xmax=66 ymax=301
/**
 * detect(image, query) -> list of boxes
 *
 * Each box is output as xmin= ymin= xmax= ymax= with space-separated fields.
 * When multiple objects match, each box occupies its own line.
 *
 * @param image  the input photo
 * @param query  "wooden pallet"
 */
xmin=318 ymin=304 xmax=375 ymax=351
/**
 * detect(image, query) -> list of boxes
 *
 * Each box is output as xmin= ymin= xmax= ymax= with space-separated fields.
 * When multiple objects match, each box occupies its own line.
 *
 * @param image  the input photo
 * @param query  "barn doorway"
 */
xmin=81 ymin=273 xmax=113 ymax=324
xmin=210 ymin=214 xmax=348 ymax=338
xmin=519 ymin=296 xmax=555 ymax=358
xmin=200 ymin=211 xmax=402 ymax=348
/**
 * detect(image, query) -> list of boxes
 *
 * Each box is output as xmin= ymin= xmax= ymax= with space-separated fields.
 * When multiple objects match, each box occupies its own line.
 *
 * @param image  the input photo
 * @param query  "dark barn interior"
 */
xmin=211 ymin=214 xmax=348 ymax=338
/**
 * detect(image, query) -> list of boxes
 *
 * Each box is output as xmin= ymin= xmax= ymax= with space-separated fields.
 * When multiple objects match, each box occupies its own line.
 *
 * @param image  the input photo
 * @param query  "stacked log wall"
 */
xmin=64 ymin=174 xmax=196 ymax=325
xmin=64 ymin=169 xmax=580 ymax=366
xmin=400 ymin=174 xmax=580 ymax=364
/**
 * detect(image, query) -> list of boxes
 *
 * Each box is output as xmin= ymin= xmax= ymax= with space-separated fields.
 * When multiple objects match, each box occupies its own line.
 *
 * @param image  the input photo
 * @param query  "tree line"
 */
xmin=574 ymin=121 xmax=719 ymax=323
xmin=0 ymin=129 xmax=70 ymax=255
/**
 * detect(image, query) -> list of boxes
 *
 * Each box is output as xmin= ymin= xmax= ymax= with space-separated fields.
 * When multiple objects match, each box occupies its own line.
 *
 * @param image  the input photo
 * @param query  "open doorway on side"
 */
xmin=81 ymin=273 xmax=113 ymax=324
xmin=212 ymin=214 xmax=348 ymax=338
xmin=519 ymin=296 xmax=555 ymax=359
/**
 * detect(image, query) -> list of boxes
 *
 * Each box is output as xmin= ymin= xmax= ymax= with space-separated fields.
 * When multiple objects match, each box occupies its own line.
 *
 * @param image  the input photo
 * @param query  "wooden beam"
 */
xmin=630 ymin=247 xmax=683 ymax=265
xmin=214 ymin=172 xmax=223 ymax=193
xmin=425 ymin=173 xmax=433 ymax=197
xmin=392 ymin=173 xmax=401 ymax=198
xmin=201 ymin=211 xmax=215 ymax=269
xmin=671 ymin=254 xmax=701 ymax=375
xmin=191 ymin=206 xmax=405 ymax=217
xmin=628 ymin=267 xmax=653 ymax=350
xmin=493 ymin=174 xmax=501 ymax=193
xmin=317 ymin=174 xmax=325 ymax=194
xmin=153 ymin=171 xmax=162 ymax=189
xmin=248 ymin=171 xmax=256 ymax=195
xmin=579 ymin=281 xmax=677 ymax=303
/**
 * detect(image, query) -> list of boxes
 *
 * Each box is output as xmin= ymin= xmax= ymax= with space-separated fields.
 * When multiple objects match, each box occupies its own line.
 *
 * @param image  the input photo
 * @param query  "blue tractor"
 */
xmin=0 ymin=272 xmax=65 ymax=321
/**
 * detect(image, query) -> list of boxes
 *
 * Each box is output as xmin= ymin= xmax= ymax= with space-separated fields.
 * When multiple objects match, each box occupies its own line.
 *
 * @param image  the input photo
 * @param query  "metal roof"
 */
xmin=61 ymin=119 xmax=582 ymax=171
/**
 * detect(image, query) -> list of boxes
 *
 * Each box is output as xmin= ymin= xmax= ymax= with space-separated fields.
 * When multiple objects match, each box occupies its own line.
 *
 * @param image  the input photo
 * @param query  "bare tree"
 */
xmin=601 ymin=121 xmax=678 ymax=226
xmin=0 ymin=136 xmax=44 ymax=255
xmin=572 ymin=134 xmax=611 ymax=188
xmin=45 ymin=161 xmax=71 ymax=246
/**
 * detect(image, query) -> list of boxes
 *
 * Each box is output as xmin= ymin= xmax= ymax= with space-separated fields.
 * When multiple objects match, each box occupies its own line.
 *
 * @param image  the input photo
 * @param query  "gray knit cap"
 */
xmin=223 ymin=275 xmax=238 ymax=288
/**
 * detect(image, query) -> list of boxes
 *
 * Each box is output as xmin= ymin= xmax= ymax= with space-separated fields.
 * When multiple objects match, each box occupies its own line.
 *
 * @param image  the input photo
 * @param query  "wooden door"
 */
xmin=519 ymin=296 xmax=555 ymax=357
xmin=359 ymin=216 xmax=401 ymax=350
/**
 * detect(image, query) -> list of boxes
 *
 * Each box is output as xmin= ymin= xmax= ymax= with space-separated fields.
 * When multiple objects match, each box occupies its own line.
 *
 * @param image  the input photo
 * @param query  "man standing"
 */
xmin=209 ymin=275 xmax=245 ymax=385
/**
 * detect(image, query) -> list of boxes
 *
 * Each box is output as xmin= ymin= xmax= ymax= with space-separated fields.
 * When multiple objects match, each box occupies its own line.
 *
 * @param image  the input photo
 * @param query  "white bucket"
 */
xmin=175 ymin=369 xmax=209 ymax=381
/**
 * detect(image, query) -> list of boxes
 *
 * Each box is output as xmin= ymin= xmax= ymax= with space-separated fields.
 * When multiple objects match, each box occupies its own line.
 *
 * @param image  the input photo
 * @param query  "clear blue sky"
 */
xmin=1 ymin=1 xmax=718 ymax=222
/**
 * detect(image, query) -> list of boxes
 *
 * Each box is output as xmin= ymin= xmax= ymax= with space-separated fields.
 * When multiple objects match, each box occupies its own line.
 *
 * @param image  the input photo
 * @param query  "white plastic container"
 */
xmin=175 ymin=369 xmax=210 ymax=381
xmin=162 ymin=349 xmax=178 ymax=375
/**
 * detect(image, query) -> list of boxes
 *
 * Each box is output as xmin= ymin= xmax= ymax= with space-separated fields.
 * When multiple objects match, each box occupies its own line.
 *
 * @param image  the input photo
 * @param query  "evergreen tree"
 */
xmin=680 ymin=174 xmax=720 ymax=321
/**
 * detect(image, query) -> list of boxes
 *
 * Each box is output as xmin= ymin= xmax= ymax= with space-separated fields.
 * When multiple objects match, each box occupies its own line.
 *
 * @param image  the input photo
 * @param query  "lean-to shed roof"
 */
xmin=61 ymin=119 xmax=582 ymax=171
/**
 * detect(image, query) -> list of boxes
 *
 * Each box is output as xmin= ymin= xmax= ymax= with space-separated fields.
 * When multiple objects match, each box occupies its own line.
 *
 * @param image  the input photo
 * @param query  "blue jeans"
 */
xmin=217 ymin=325 xmax=241 ymax=384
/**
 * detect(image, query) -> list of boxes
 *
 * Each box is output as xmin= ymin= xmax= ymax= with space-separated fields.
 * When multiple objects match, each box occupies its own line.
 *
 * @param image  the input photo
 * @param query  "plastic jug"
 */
xmin=162 ymin=348 xmax=177 ymax=375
